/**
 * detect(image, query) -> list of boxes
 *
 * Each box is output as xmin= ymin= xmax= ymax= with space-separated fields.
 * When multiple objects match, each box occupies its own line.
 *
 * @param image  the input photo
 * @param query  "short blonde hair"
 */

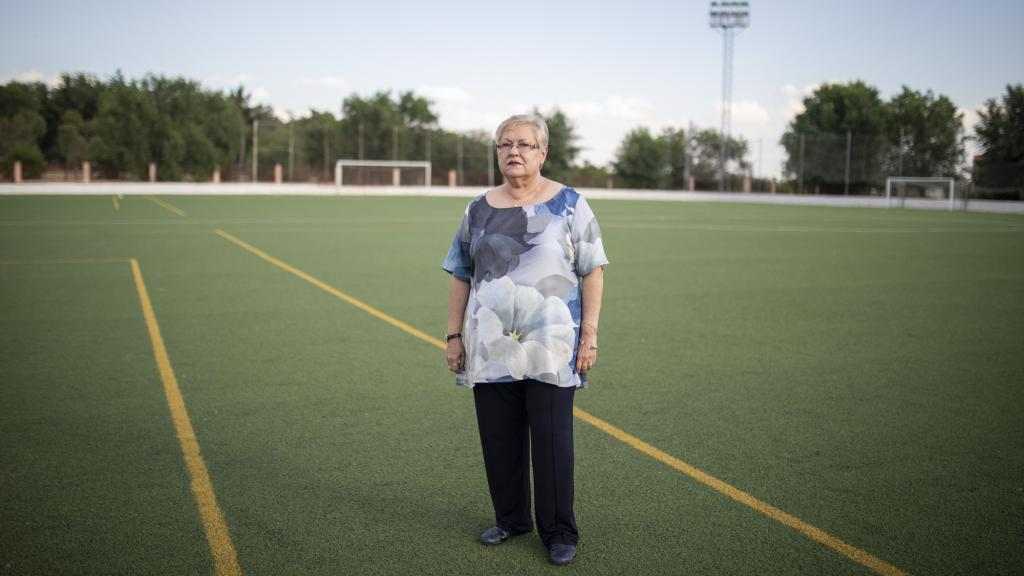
xmin=495 ymin=114 xmax=549 ymax=148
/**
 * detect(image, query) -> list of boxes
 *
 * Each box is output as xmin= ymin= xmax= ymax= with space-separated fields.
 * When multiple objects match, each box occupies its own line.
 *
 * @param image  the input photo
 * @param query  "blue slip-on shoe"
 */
xmin=480 ymin=526 xmax=510 ymax=545
xmin=549 ymin=543 xmax=577 ymax=565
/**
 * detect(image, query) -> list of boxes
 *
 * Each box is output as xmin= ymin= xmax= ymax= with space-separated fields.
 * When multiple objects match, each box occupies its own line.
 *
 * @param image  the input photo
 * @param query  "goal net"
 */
xmin=334 ymin=160 xmax=431 ymax=188
xmin=885 ymin=177 xmax=957 ymax=211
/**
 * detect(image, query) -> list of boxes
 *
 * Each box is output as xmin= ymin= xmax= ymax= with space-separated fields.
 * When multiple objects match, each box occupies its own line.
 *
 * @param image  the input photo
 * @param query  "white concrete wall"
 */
xmin=1 ymin=182 xmax=1021 ymax=215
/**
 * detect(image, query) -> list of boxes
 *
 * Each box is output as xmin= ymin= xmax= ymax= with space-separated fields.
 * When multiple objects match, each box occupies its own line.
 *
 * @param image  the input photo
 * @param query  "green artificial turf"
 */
xmin=1 ymin=194 xmax=1022 ymax=575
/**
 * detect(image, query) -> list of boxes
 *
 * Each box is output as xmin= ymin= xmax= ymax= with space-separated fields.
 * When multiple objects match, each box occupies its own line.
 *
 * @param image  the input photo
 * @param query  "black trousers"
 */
xmin=473 ymin=380 xmax=579 ymax=548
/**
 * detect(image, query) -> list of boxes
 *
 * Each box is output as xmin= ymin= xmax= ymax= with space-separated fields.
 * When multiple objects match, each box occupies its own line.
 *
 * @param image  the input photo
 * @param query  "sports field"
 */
xmin=1 ymin=194 xmax=1022 ymax=575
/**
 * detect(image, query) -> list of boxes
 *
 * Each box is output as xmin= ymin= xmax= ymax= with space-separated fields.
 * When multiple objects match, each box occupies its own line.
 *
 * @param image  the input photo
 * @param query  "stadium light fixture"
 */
xmin=709 ymin=1 xmax=750 ymax=191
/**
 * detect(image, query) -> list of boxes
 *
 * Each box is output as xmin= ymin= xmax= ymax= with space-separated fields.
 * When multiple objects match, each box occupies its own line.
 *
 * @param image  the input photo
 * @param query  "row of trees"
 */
xmin=1 ymin=73 xmax=1020 ymax=196
xmin=779 ymin=81 xmax=965 ymax=194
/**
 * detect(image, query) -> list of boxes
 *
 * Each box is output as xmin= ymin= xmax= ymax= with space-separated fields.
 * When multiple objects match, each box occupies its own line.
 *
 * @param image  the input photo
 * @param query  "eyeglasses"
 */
xmin=496 ymin=142 xmax=542 ymax=154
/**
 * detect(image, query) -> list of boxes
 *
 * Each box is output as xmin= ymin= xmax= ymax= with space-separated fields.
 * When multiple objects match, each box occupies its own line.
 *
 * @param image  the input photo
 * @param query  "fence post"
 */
xmin=13 ymin=161 xmax=22 ymax=183
xmin=457 ymin=136 xmax=464 ymax=186
xmin=798 ymin=133 xmax=805 ymax=194
xmin=771 ymin=178 xmax=777 ymax=194
xmin=688 ymin=176 xmax=695 ymax=192
xmin=844 ymin=130 xmax=851 ymax=195
xmin=82 ymin=161 xmax=90 ymax=183
xmin=743 ymin=175 xmax=751 ymax=193
xmin=274 ymin=163 xmax=283 ymax=184
xmin=448 ymin=170 xmax=457 ymax=187
xmin=212 ymin=167 xmax=221 ymax=184
xmin=392 ymin=168 xmax=401 ymax=187
xmin=606 ymin=175 xmax=614 ymax=190
xmin=148 ymin=162 xmax=156 ymax=183
xmin=487 ymin=147 xmax=494 ymax=188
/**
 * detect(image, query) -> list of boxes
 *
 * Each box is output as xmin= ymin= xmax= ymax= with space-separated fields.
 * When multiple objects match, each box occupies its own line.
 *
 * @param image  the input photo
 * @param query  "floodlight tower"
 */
xmin=709 ymin=1 xmax=750 ymax=191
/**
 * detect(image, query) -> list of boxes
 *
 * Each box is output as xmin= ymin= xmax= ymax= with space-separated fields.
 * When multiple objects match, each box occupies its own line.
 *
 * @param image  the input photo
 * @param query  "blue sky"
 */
xmin=2 ymin=0 xmax=1021 ymax=177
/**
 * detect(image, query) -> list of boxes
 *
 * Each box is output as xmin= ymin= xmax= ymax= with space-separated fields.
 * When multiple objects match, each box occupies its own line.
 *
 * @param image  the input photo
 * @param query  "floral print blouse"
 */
xmin=442 ymin=186 xmax=609 ymax=388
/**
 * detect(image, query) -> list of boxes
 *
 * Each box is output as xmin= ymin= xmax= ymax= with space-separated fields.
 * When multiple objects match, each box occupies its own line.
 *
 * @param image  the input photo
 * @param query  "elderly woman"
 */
xmin=442 ymin=114 xmax=608 ymax=566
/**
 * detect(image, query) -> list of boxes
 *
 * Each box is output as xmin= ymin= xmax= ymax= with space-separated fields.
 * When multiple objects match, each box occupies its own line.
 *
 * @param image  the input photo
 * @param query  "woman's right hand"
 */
xmin=445 ymin=338 xmax=465 ymax=374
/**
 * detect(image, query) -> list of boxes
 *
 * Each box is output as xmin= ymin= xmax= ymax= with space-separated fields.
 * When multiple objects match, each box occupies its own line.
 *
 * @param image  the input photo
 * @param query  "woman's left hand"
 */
xmin=576 ymin=324 xmax=598 ymax=374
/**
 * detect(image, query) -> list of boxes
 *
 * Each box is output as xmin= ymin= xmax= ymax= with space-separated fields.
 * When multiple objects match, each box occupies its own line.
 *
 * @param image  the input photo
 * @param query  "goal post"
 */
xmin=885 ymin=177 xmax=957 ymax=211
xmin=334 ymin=160 xmax=432 ymax=188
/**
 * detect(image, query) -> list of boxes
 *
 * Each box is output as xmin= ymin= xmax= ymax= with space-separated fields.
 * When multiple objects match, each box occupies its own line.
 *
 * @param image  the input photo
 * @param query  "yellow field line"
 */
xmin=214 ymin=230 xmax=908 ymax=576
xmin=145 ymin=195 xmax=187 ymax=217
xmin=112 ymin=196 xmax=120 ymax=211
xmin=215 ymin=229 xmax=440 ymax=348
xmin=571 ymin=408 xmax=908 ymax=575
xmin=130 ymin=258 xmax=241 ymax=576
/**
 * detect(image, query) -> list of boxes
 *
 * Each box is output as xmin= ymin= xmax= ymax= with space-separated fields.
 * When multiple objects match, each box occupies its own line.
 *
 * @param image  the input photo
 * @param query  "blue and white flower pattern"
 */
xmin=442 ymin=187 xmax=609 ymax=388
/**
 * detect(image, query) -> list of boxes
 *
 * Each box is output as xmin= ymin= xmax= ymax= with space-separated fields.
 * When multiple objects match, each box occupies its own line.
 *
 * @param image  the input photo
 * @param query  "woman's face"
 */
xmin=497 ymin=124 xmax=547 ymax=180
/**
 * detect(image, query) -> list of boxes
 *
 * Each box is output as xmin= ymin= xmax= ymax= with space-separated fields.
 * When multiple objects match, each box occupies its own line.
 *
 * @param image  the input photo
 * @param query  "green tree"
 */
xmin=612 ymin=127 xmax=666 ymax=189
xmin=887 ymin=86 xmax=964 ymax=177
xmin=568 ymin=161 xmax=610 ymax=188
xmin=688 ymin=126 xmax=749 ymax=186
xmin=781 ymin=81 xmax=889 ymax=193
xmin=93 ymin=73 xmax=156 ymax=179
xmin=973 ymin=84 xmax=1024 ymax=196
xmin=56 ymin=110 xmax=98 ymax=172
xmin=533 ymin=108 xmax=580 ymax=183
xmin=0 ymin=82 xmax=48 ymax=178
xmin=660 ymin=127 xmax=689 ymax=189
xmin=341 ymin=91 xmax=437 ymax=161
xmin=43 ymin=73 xmax=104 ymax=158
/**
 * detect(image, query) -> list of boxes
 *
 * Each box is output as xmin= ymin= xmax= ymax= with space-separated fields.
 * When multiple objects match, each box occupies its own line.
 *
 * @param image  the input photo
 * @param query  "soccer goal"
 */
xmin=885 ymin=177 xmax=957 ymax=211
xmin=334 ymin=160 xmax=432 ymax=188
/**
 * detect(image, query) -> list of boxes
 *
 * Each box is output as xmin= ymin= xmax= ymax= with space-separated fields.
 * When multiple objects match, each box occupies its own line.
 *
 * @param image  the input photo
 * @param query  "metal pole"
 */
xmin=288 ymin=121 xmax=294 ymax=182
xmin=718 ymin=29 xmax=732 ymax=192
xmin=757 ymin=136 xmax=763 ymax=191
xmin=323 ymin=123 xmax=329 ymax=181
xmin=798 ymin=133 xmax=805 ymax=194
xmin=844 ymin=130 xmax=851 ymax=195
xmin=898 ymin=127 xmax=904 ymax=177
xmin=252 ymin=119 xmax=258 ymax=183
xmin=684 ymin=129 xmax=692 ymax=186
xmin=457 ymin=135 xmax=464 ymax=186
xmin=425 ymin=131 xmax=432 ymax=186
xmin=238 ymin=126 xmax=246 ymax=180
xmin=487 ymin=141 xmax=494 ymax=187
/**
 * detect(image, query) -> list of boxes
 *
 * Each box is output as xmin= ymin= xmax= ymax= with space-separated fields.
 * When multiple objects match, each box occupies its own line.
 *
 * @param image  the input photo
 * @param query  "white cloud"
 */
xmin=302 ymin=75 xmax=351 ymax=93
xmin=560 ymin=100 xmax=604 ymax=117
xmin=781 ymin=82 xmax=819 ymax=119
xmin=958 ymin=106 xmax=981 ymax=130
xmin=415 ymin=85 xmax=473 ymax=104
xmin=714 ymin=100 xmax=770 ymax=124
xmin=2 ymin=70 xmax=61 ymax=87
xmin=559 ymin=95 xmax=653 ymax=120
xmin=249 ymin=87 xmax=269 ymax=101
xmin=435 ymin=106 xmax=503 ymax=134
xmin=202 ymin=74 xmax=255 ymax=89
